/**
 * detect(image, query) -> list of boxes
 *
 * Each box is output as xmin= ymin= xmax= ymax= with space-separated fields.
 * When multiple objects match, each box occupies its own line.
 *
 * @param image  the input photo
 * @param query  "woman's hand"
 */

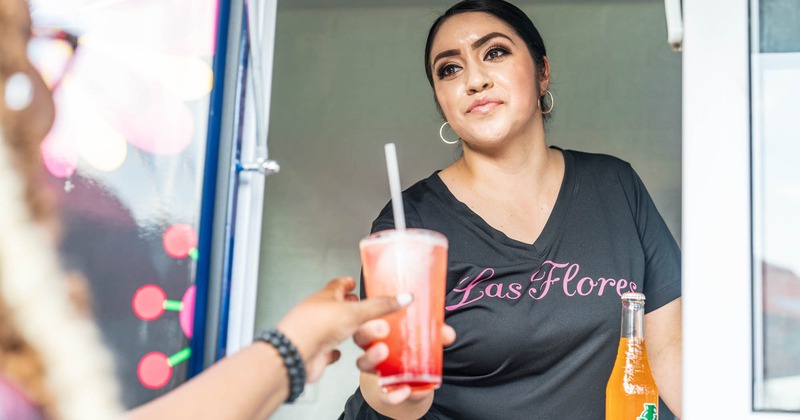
xmin=354 ymin=319 xmax=456 ymax=405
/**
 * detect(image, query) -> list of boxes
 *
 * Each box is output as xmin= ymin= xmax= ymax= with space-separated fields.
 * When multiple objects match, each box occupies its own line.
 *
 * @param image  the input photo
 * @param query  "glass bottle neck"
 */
xmin=620 ymin=298 xmax=645 ymax=339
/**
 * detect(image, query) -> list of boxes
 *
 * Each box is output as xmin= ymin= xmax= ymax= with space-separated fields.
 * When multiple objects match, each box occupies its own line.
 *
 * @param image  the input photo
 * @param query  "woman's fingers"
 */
xmin=353 ymin=319 xmax=390 ymax=349
xmin=378 ymin=385 xmax=412 ymax=405
xmin=377 ymin=386 xmax=434 ymax=406
xmin=356 ymin=342 xmax=388 ymax=373
xmin=442 ymin=324 xmax=457 ymax=346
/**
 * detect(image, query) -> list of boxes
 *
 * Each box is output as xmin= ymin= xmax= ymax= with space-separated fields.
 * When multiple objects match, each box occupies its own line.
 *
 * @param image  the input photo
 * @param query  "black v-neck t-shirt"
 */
xmin=342 ymin=149 xmax=681 ymax=420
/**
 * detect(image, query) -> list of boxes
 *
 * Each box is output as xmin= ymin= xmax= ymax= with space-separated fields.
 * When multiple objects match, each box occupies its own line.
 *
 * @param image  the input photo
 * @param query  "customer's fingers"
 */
xmin=350 ymin=293 xmax=412 ymax=325
xmin=322 ymin=276 xmax=357 ymax=297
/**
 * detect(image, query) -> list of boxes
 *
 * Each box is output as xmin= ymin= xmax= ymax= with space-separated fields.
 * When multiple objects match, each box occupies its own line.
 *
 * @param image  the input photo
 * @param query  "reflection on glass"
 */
xmin=29 ymin=0 xmax=219 ymax=409
xmin=752 ymin=0 xmax=800 ymax=412
xmin=28 ymin=27 xmax=78 ymax=91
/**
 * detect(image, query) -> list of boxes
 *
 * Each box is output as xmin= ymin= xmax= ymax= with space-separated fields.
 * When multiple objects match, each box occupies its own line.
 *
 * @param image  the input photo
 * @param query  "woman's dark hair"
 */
xmin=424 ymin=0 xmax=551 ymax=116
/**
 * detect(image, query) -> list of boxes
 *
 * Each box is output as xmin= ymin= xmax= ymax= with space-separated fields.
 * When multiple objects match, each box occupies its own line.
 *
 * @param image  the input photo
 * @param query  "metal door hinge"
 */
xmin=237 ymin=158 xmax=280 ymax=176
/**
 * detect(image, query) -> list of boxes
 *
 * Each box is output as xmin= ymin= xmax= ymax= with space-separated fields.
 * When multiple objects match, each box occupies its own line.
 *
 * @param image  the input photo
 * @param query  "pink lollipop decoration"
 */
xmin=163 ymin=224 xmax=198 ymax=259
xmin=137 ymin=352 xmax=171 ymax=389
xmin=179 ymin=285 xmax=195 ymax=338
xmin=132 ymin=284 xmax=166 ymax=321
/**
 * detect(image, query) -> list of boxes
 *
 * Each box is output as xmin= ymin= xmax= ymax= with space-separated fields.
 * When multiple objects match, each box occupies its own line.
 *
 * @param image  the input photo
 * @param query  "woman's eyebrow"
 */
xmin=432 ymin=32 xmax=515 ymax=67
xmin=472 ymin=32 xmax=514 ymax=49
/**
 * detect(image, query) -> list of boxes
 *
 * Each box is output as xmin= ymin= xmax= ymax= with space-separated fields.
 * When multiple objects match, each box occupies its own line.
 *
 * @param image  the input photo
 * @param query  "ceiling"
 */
xmin=278 ymin=0 xmax=657 ymax=10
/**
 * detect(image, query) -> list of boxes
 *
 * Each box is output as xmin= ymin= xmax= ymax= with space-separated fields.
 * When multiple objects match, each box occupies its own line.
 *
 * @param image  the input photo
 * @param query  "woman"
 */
xmin=0 ymin=0 xmax=453 ymax=418
xmin=343 ymin=1 xmax=682 ymax=418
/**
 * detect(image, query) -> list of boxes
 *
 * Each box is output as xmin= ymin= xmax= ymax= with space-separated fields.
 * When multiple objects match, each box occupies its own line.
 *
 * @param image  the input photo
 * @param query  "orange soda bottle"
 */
xmin=605 ymin=292 xmax=659 ymax=420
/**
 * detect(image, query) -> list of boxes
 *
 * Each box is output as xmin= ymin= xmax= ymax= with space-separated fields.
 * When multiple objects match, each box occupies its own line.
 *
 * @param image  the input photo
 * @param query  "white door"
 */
xmin=683 ymin=0 xmax=800 ymax=418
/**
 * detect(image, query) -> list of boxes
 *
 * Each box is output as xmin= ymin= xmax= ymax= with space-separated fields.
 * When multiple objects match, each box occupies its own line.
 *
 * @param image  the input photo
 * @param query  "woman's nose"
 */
xmin=466 ymin=67 xmax=493 ymax=94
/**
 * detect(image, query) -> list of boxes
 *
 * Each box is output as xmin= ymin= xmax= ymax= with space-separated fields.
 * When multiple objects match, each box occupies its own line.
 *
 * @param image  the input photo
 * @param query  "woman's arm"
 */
xmin=645 ymin=297 xmax=682 ymax=419
xmin=128 ymin=277 xmax=411 ymax=420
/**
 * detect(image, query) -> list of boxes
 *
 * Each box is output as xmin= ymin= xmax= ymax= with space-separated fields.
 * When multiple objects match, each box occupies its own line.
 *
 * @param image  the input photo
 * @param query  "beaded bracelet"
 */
xmin=255 ymin=328 xmax=306 ymax=403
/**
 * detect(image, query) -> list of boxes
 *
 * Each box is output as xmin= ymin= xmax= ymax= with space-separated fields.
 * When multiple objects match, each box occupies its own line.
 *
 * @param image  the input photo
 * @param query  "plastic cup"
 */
xmin=360 ymin=228 xmax=448 ymax=391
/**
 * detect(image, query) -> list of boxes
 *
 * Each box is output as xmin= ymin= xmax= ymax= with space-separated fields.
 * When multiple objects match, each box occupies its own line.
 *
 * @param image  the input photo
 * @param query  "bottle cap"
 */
xmin=621 ymin=292 xmax=646 ymax=301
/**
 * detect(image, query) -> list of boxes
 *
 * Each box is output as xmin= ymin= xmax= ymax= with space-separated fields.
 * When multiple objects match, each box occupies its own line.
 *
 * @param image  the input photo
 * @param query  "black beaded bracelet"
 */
xmin=255 ymin=328 xmax=306 ymax=403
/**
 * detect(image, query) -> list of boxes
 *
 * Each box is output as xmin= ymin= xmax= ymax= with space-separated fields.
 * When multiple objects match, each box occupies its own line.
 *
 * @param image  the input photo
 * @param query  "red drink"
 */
xmin=360 ymin=228 xmax=448 ymax=391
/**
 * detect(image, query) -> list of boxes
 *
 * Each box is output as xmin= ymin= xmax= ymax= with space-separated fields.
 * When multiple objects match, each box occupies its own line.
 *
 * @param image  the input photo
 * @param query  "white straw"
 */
xmin=384 ymin=143 xmax=407 ymax=231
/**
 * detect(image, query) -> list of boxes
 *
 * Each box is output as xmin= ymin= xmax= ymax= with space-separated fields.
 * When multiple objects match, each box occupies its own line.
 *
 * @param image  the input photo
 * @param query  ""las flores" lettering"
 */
xmin=445 ymin=261 xmax=639 ymax=311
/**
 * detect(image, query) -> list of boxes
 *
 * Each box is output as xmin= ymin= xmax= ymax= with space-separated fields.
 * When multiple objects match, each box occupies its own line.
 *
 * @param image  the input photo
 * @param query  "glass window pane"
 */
xmin=759 ymin=0 xmax=800 ymax=53
xmin=29 ymin=0 xmax=220 ymax=409
xmin=752 ymin=0 xmax=800 ymax=411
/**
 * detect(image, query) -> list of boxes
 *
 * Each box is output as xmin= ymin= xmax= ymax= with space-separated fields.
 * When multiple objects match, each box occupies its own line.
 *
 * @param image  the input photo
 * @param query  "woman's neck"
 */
xmin=454 ymin=123 xmax=556 ymax=191
xmin=438 ymin=123 xmax=565 ymax=244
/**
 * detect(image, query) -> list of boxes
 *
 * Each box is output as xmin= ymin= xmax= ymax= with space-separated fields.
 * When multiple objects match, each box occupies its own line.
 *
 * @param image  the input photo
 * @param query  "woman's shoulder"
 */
xmin=371 ymin=171 xmax=445 ymax=232
xmin=563 ymin=148 xmax=632 ymax=169
xmin=561 ymin=148 xmax=637 ymax=181
xmin=405 ymin=171 xmax=447 ymax=202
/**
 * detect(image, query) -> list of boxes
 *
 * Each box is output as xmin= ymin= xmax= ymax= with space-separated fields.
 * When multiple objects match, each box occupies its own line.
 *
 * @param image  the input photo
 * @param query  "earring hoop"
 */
xmin=540 ymin=90 xmax=554 ymax=115
xmin=4 ymin=72 xmax=34 ymax=111
xmin=439 ymin=122 xmax=459 ymax=145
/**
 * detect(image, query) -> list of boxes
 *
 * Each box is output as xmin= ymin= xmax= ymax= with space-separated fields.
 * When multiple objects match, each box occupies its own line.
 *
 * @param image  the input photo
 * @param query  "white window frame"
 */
xmin=683 ymin=0 xmax=798 ymax=417
xmin=225 ymin=0 xmax=279 ymax=356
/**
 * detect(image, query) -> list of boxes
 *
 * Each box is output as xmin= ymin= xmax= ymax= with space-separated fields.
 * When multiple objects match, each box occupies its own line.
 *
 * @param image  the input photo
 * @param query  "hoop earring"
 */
xmin=439 ymin=122 xmax=459 ymax=145
xmin=540 ymin=90 xmax=554 ymax=115
xmin=4 ymin=72 xmax=34 ymax=111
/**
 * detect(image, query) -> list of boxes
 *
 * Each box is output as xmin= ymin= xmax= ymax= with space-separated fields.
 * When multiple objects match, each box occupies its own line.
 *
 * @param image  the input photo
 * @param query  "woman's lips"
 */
xmin=467 ymin=98 xmax=503 ymax=115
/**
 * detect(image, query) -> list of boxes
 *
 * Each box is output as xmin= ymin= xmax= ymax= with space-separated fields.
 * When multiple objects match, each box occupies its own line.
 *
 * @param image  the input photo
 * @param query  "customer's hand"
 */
xmin=276 ymin=276 xmax=412 ymax=383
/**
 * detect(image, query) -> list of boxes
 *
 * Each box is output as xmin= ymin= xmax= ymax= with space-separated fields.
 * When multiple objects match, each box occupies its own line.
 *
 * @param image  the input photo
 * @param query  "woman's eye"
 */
xmin=485 ymin=46 xmax=510 ymax=61
xmin=437 ymin=64 xmax=461 ymax=79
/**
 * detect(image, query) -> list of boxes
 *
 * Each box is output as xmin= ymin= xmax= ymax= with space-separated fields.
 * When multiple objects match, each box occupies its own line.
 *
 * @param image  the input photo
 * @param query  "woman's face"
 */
xmin=429 ymin=12 xmax=547 ymax=147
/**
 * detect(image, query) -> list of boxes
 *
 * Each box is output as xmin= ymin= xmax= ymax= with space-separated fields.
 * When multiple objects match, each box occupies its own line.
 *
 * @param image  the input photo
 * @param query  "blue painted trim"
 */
xmin=188 ymin=0 xmax=233 ymax=378
xmin=215 ymin=6 xmax=250 ymax=361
